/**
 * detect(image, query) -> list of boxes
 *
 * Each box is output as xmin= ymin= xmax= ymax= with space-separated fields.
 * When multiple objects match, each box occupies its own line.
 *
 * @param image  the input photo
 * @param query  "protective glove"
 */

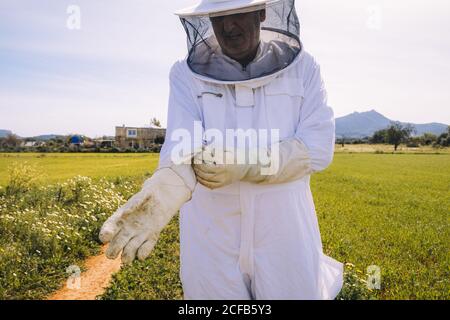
xmin=192 ymin=145 xmax=258 ymax=188
xmin=99 ymin=164 xmax=196 ymax=264
xmin=192 ymin=138 xmax=313 ymax=189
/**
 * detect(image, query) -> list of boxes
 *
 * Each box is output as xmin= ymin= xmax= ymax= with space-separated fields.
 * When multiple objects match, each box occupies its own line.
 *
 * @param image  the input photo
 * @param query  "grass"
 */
xmin=335 ymin=143 xmax=450 ymax=154
xmin=0 ymin=163 xmax=142 ymax=299
xmin=101 ymin=216 xmax=184 ymax=300
xmin=0 ymin=149 xmax=448 ymax=299
xmin=102 ymin=151 xmax=450 ymax=300
xmin=313 ymin=153 xmax=450 ymax=299
xmin=0 ymin=153 xmax=160 ymax=186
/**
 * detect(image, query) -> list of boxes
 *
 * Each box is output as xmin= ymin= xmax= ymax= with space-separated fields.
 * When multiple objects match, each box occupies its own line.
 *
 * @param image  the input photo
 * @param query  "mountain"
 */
xmin=336 ymin=110 xmax=449 ymax=138
xmin=31 ymin=134 xmax=65 ymax=141
xmin=0 ymin=129 xmax=12 ymax=138
xmin=0 ymin=131 xmax=66 ymax=140
xmin=3 ymin=110 xmax=448 ymax=141
xmin=412 ymin=123 xmax=449 ymax=136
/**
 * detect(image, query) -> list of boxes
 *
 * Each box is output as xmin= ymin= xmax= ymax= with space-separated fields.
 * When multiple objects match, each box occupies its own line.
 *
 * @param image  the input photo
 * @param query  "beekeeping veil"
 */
xmin=175 ymin=0 xmax=301 ymax=83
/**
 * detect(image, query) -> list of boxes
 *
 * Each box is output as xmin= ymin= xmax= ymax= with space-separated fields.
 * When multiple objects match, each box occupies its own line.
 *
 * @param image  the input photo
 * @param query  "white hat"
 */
xmin=175 ymin=0 xmax=280 ymax=17
xmin=177 ymin=0 xmax=301 ymax=83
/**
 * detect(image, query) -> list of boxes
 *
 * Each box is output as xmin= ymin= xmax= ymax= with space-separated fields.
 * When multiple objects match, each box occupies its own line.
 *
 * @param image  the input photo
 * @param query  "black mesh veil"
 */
xmin=179 ymin=0 xmax=301 ymax=82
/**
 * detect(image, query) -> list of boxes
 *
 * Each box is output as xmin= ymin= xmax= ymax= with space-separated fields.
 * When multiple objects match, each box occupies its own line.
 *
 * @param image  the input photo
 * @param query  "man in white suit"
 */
xmin=100 ymin=0 xmax=343 ymax=300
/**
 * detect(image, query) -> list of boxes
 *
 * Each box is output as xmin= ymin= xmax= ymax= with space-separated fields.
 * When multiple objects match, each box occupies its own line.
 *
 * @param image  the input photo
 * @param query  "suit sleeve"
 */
xmin=294 ymin=58 xmax=335 ymax=172
xmin=158 ymin=61 xmax=203 ymax=169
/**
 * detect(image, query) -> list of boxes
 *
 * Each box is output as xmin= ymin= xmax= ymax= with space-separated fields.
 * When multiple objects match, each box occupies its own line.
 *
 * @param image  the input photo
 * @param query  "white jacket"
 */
xmin=159 ymin=48 xmax=343 ymax=300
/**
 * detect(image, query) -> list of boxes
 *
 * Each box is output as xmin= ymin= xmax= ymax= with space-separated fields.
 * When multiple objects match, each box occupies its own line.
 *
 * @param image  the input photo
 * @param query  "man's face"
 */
xmin=210 ymin=10 xmax=266 ymax=63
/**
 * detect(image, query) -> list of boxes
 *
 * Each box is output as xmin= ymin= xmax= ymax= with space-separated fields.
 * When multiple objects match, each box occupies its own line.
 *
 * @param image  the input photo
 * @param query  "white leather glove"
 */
xmin=99 ymin=165 xmax=196 ymax=264
xmin=192 ymin=138 xmax=313 ymax=189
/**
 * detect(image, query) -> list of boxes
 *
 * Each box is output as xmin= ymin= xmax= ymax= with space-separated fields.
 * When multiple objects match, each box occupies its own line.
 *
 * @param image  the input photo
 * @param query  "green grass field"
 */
xmin=334 ymin=144 xmax=450 ymax=154
xmin=0 ymin=153 xmax=160 ymax=186
xmin=0 ymin=150 xmax=449 ymax=299
xmin=314 ymin=153 xmax=449 ymax=299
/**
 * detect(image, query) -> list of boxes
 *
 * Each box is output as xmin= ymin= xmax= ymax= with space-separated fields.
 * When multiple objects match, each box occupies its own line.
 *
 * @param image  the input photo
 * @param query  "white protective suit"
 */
xmin=100 ymin=0 xmax=343 ymax=300
xmin=159 ymin=9 xmax=344 ymax=297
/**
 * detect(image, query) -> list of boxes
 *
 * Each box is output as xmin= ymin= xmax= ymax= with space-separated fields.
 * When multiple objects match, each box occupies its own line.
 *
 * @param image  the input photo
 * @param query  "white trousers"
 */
xmin=179 ymin=177 xmax=343 ymax=300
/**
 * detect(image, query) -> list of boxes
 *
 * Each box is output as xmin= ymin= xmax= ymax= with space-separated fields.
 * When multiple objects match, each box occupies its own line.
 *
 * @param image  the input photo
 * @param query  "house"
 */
xmin=22 ymin=141 xmax=37 ymax=148
xmin=21 ymin=141 xmax=46 ymax=148
xmin=115 ymin=126 xmax=166 ymax=149
xmin=93 ymin=139 xmax=115 ymax=148
xmin=82 ymin=140 xmax=96 ymax=148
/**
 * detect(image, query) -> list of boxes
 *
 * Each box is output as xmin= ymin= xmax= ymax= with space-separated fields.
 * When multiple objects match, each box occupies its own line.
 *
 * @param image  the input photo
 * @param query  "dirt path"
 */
xmin=47 ymin=245 xmax=122 ymax=300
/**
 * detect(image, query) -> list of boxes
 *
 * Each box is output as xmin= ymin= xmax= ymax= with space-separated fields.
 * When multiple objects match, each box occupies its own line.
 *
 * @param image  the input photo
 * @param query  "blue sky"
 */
xmin=0 ymin=0 xmax=449 ymax=137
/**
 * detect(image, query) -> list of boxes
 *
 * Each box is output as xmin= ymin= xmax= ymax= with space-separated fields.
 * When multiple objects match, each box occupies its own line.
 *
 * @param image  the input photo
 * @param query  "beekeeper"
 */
xmin=100 ymin=0 xmax=343 ymax=300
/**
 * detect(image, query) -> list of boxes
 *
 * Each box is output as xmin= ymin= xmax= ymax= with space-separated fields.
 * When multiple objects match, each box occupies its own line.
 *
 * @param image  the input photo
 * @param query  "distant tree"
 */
xmin=154 ymin=135 xmax=165 ymax=145
xmin=370 ymin=129 xmax=388 ymax=144
xmin=437 ymin=126 xmax=450 ymax=147
xmin=47 ymin=140 xmax=56 ymax=147
xmin=151 ymin=117 xmax=162 ymax=128
xmin=4 ymin=134 xmax=21 ymax=147
xmin=65 ymin=135 xmax=73 ymax=144
xmin=407 ymin=136 xmax=421 ymax=148
xmin=386 ymin=123 xmax=414 ymax=151
xmin=52 ymin=137 xmax=65 ymax=145
xmin=420 ymin=133 xmax=438 ymax=146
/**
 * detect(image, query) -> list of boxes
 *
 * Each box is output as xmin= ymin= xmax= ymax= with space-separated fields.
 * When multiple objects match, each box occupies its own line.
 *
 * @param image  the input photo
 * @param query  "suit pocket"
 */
xmin=263 ymin=76 xmax=305 ymax=139
xmin=196 ymin=83 xmax=228 ymax=133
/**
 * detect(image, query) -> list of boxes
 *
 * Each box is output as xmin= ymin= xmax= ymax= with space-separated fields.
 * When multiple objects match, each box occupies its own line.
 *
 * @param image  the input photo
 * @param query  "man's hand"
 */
xmin=192 ymin=145 xmax=266 ymax=189
xmin=99 ymin=166 xmax=194 ymax=264
xmin=192 ymin=138 xmax=313 ymax=189
xmin=193 ymin=161 xmax=250 ymax=189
